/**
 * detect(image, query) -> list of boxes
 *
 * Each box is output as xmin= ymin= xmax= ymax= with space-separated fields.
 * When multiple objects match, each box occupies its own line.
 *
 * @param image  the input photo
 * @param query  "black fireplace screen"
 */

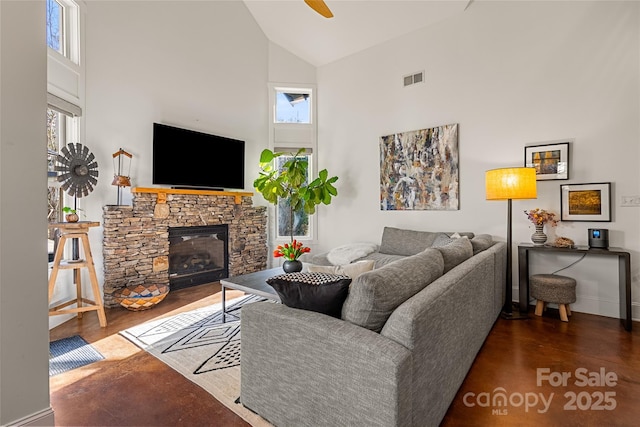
xmin=168 ymin=225 xmax=228 ymax=290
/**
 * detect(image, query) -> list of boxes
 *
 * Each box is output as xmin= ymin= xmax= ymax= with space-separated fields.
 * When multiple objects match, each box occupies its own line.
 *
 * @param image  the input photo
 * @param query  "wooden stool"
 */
xmin=48 ymin=221 xmax=107 ymax=327
xmin=530 ymin=274 xmax=576 ymax=322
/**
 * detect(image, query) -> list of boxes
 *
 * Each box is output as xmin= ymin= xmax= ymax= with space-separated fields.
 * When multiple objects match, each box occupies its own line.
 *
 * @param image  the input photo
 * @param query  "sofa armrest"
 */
xmin=241 ymin=302 xmax=413 ymax=427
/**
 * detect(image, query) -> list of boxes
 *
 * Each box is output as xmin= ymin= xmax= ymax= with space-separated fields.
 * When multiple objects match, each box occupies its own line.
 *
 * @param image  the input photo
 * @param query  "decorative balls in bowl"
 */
xmin=113 ymin=284 xmax=169 ymax=311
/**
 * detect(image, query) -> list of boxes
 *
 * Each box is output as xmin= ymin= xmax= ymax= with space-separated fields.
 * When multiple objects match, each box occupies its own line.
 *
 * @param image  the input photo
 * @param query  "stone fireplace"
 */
xmin=102 ymin=188 xmax=267 ymax=307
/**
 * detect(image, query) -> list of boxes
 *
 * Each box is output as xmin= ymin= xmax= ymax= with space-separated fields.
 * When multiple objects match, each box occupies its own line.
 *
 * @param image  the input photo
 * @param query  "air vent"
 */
xmin=403 ymin=71 xmax=424 ymax=87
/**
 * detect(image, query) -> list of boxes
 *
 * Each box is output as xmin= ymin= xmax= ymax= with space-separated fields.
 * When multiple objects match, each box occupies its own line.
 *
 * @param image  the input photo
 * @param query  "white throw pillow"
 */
xmin=307 ymin=260 xmax=376 ymax=280
xmin=327 ymin=242 xmax=379 ymax=265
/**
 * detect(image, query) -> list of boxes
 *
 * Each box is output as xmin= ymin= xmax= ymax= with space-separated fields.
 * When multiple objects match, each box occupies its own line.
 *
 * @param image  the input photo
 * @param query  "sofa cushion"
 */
xmin=361 ymin=252 xmax=406 ymax=268
xmin=378 ymin=227 xmax=442 ymax=256
xmin=435 ymin=236 xmax=474 ymax=273
xmin=431 ymin=233 xmax=456 ymax=248
xmin=307 ymin=260 xmax=375 ymax=280
xmin=342 ymin=248 xmax=445 ymax=332
xmin=471 ymin=234 xmax=493 ymax=254
xmin=266 ymin=272 xmax=352 ymax=318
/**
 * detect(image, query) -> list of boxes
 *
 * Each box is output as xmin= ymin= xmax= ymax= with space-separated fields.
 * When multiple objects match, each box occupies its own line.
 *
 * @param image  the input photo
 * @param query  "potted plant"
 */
xmin=62 ymin=206 xmax=82 ymax=223
xmin=524 ymin=208 xmax=558 ymax=246
xmin=254 ymin=148 xmax=338 ymax=271
xmin=273 ymin=239 xmax=311 ymax=273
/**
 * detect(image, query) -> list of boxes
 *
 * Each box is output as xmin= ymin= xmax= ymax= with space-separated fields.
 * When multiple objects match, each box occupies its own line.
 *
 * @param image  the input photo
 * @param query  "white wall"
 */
xmin=268 ymin=41 xmax=316 ymax=84
xmin=316 ymin=1 xmax=640 ymax=320
xmin=74 ymin=0 xmax=269 ymax=326
xmin=0 ymin=1 xmax=53 ymax=426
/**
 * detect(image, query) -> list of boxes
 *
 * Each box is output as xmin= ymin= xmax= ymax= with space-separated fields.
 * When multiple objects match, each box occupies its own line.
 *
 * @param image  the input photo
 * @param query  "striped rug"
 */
xmin=49 ymin=335 xmax=105 ymax=376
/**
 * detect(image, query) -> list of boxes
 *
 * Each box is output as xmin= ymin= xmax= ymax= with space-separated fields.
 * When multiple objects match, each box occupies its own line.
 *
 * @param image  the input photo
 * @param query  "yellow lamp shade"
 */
xmin=486 ymin=167 xmax=537 ymax=200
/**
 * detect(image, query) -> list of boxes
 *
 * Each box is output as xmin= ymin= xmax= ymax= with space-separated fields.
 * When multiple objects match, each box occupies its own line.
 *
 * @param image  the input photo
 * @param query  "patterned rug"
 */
xmin=49 ymin=335 xmax=105 ymax=376
xmin=120 ymin=294 xmax=272 ymax=426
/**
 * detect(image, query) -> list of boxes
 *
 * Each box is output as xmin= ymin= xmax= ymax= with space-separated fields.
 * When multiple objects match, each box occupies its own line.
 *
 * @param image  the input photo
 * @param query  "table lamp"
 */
xmin=486 ymin=167 xmax=537 ymax=319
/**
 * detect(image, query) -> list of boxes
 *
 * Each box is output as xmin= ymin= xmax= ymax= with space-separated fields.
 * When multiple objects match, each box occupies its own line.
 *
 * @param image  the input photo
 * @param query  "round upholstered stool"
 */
xmin=530 ymin=274 xmax=577 ymax=322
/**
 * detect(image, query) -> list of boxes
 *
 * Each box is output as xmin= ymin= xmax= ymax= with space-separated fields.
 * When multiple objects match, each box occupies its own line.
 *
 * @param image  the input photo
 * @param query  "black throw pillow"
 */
xmin=266 ymin=272 xmax=352 ymax=318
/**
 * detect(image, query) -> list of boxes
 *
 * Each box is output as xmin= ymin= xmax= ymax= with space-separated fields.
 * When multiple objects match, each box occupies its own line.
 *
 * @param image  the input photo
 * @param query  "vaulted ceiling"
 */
xmin=242 ymin=1 xmax=473 ymax=67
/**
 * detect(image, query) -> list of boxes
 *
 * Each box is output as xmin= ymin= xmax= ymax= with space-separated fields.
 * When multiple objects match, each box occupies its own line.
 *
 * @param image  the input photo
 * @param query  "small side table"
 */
xmin=48 ymin=221 xmax=107 ymax=327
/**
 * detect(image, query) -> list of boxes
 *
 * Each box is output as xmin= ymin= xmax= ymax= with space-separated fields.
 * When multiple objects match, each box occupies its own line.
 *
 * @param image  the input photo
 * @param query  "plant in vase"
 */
xmin=524 ymin=208 xmax=558 ymax=245
xmin=273 ymin=240 xmax=311 ymax=273
xmin=254 ymin=148 xmax=339 ymax=271
xmin=62 ymin=206 xmax=83 ymax=223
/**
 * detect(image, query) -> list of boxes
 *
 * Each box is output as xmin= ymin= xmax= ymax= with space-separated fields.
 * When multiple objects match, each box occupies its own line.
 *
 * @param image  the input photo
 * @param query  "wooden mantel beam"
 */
xmin=132 ymin=187 xmax=253 ymax=205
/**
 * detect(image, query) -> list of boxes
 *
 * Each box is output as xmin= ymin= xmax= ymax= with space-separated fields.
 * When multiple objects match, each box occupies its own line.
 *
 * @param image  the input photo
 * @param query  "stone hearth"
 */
xmin=102 ymin=187 xmax=267 ymax=307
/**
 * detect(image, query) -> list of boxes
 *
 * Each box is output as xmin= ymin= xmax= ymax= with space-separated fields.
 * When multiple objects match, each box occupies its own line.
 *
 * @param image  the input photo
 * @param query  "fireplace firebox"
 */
xmin=168 ymin=225 xmax=228 ymax=290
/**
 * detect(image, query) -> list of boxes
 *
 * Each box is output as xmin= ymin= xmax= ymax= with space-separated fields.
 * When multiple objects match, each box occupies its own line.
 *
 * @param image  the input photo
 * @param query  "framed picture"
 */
xmin=524 ymin=141 xmax=569 ymax=180
xmin=379 ymin=123 xmax=459 ymax=211
xmin=560 ymin=182 xmax=611 ymax=222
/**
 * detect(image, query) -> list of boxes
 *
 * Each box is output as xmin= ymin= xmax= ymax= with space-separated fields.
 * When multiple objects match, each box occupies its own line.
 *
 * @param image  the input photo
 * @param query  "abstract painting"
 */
xmin=380 ymin=123 xmax=459 ymax=210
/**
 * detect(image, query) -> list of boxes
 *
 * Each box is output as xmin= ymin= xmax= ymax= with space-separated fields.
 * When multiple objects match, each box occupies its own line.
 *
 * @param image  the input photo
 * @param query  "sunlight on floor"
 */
xmin=49 ymin=288 xmax=247 ymax=392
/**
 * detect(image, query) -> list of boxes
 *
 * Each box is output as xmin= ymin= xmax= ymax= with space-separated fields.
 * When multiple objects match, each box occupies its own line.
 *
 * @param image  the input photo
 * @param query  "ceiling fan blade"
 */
xmin=304 ymin=0 xmax=333 ymax=18
xmin=464 ymin=0 xmax=474 ymax=11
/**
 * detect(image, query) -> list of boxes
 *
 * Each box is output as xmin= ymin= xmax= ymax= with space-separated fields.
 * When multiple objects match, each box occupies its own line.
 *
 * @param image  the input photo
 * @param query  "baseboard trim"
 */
xmin=6 ymin=407 xmax=54 ymax=427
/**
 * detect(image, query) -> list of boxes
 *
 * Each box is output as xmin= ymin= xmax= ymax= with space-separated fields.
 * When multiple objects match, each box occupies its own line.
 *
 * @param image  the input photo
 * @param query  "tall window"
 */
xmin=270 ymin=85 xmax=317 ymax=243
xmin=275 ymin=152 xmax=312 ymax=239
xmin=47 ymin=108 xmax=63 ymax=221
xmin=46 ymin=0 xmax=64 ymax=54
xmin=47 ymin=109 xmax=78 ymax=253
xmin=46 ymin=0 xmax=79 ymax=63
xmin=47 ymin=0 xmax=82 ymax=261
xmin=275 ymin=90 xmax=311 ymax=124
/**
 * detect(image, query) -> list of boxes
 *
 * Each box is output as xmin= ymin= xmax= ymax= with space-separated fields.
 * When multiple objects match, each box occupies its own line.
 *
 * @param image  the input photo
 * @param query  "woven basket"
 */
xmin=113 ymin=284 xmax=169 ymax=311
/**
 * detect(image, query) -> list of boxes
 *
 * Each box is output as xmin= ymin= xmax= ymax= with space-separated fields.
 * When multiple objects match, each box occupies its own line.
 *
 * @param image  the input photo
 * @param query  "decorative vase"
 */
xmin=282 ymin=259 xmax=303 ymax=273
xmin=65 ymin=213 xmax=79 ymax=223
xmin=531 ymin=224 xmax=547 ymax=246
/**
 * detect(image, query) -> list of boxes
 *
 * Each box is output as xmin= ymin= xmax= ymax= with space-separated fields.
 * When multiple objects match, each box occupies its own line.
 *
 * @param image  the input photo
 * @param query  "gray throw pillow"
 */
xmin=378 ymin=227 xmax=441 ymax=256
xmin=341 ymin=248 xmax=444 ymax=332
xmin=471 ymin=234 xmax=493 ymax=254
xmin=431 ymin=233 xmax=456 ymax=248
xmin=435 ymin=236 xmax=474 ymax=273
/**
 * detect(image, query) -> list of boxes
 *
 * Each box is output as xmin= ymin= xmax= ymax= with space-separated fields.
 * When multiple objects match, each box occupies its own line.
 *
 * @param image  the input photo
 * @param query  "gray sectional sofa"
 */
xmin=240 ymin=227 xmax=506 ymax=427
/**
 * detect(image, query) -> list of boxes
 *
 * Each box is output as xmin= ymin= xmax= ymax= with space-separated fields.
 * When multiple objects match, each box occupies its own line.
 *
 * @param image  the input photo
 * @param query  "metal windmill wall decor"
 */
xmin=55 ymin=143 xmax=99 ymax=198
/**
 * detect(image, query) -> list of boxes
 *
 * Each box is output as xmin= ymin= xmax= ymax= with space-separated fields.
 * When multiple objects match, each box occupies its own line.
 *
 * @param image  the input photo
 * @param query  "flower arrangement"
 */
xmin=524 ymin=208 xmax=558 ymax=226
xmin=273 ymin=239 xmax=311 ymax=260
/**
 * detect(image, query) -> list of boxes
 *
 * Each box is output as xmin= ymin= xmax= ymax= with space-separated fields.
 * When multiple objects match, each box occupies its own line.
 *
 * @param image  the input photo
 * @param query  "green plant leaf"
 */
xmin=259 ymin=149 xmax=274 ymax=163
xmin=253 ymin=147 xmax=339 ymax=238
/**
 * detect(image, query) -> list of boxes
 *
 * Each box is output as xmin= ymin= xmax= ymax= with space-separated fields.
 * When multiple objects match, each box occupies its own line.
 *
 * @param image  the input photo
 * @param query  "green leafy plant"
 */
xmin=253 ymin=148 xmax=339 ymax=242
xmin=62 ymin=206 xmax=80 ymax=215
xmin=62 ymin=206 xmax=84 ymax=221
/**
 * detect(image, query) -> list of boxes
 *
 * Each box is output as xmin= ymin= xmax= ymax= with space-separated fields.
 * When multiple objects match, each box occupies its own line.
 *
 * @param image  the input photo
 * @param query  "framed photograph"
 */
xmin=560 ymin=182 xmax=611 ymax=222
xmin=524 ymin=141 xmax=569 ymax=180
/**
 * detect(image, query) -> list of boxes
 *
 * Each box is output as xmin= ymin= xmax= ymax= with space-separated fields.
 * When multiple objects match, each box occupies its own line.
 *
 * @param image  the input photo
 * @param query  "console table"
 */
xmin=518 ymin=243 xmax=632 ymax=331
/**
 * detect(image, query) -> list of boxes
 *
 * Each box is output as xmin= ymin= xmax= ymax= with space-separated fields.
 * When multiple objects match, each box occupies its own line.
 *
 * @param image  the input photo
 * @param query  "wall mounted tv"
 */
xmin=152 ymin=123 xmax=245 ymax=190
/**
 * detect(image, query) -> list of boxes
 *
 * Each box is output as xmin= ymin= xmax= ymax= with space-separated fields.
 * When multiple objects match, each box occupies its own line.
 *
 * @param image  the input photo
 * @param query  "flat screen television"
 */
xmin=152 ymin=123 xmax=245 ymax=190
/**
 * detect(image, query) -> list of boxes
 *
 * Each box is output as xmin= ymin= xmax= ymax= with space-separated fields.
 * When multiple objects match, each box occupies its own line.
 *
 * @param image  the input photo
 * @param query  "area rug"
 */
xmin=49 ymin=335 xmax=105 ymax=376
xmin=119 ymin=294 xmax=272 ymax=426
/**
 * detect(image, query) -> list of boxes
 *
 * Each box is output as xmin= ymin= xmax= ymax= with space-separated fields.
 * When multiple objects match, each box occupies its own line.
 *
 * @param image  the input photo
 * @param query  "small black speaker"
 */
xmin=588 ymin=228 xmax=609 ymax=249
